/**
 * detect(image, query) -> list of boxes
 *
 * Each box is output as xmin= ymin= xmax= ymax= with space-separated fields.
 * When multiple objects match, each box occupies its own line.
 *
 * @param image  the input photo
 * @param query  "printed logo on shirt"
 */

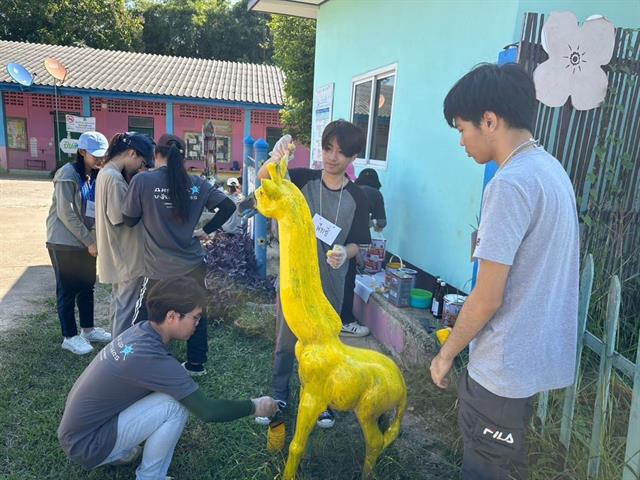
xmin=154 ymin=187 xmax=174 ymax=208
xmin=108 ymin=336 xmax=135 ymax=362
xmin=482 ymin=427 xmax=515 ymax=445
xmin=189 ymin=184 xmax=200 ymax=199
xmin=120 ymin=344 xmax=134 ymax=360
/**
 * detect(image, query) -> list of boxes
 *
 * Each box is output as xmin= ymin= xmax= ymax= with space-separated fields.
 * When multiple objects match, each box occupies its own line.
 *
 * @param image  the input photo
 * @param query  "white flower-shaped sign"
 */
xmin=533 ymin=12 xmax=615 ymax=110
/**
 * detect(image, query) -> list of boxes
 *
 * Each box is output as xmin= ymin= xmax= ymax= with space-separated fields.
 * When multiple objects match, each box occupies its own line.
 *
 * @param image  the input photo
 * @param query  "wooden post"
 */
xmin=560 ymin=254 xmax=595 ymax=452
xmin=587 ymin=275 xmax=621 ymax=478
xmin=622 ymin=333 xmax=640 ymax=480
xmin=536 ymin=391 xmax=549 ymax=431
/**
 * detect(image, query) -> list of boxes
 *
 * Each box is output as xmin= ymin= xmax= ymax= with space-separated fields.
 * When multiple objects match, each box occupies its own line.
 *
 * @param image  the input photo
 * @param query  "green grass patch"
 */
xmin=0 ymin=301 xmax=458 ymax=479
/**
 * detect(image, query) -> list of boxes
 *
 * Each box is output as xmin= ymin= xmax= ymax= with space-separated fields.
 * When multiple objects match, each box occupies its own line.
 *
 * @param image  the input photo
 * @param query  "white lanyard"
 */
xmin=319 ymin=173 xmax=345 ymax=225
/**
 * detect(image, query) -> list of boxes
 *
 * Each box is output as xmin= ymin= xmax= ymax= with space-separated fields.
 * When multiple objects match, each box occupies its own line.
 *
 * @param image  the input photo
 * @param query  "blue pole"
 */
xmin=253 ymin=138 xmax=269 ymax=278
xmin=166 ymin=102 xmax=174 ymax=134
xmin=81 ymin=95 xmax=91 ymax=117
xmin=243 ymin=135 xmax=254 ymax=197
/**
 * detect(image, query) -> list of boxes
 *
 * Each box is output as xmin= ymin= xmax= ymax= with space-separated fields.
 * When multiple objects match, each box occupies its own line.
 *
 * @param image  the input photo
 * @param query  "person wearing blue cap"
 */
xmin=95 ymin=132 xmax=155 ymax=338
xmin=123 ymin=134 xmax=236 ymax=376
xmin=46 ymin=131 xmax=112 ymax=355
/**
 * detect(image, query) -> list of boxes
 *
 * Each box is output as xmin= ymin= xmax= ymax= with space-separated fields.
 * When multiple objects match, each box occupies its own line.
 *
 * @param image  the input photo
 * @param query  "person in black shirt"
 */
xmin=255 ymin=120 xmax=371 ymax=429
xmin=356 ymin=168 xmax=387 ymax=231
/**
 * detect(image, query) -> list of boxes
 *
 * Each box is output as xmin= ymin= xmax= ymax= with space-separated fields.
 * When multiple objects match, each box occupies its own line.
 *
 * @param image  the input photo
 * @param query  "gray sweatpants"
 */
xmin=109 ymin=276 xmax=145 ymax=338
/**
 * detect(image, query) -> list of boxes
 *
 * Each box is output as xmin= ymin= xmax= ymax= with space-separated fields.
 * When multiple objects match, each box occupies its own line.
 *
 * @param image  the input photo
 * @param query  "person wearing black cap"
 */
xmin=95 ymin=132 xmax=155 ymax=338
xmin=122 ymin=133 xmax=236 ymax=376
xmin=355 ymin=168 xmax=387 ymax=231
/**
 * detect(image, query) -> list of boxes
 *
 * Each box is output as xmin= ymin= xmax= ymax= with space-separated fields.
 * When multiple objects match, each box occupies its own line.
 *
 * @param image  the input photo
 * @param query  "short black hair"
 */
xmin=356 ymin=168 xmax=381 ymax=189
xmin=146 ymin=277 xmax=208 ymax=324
xmin=443 ymin=63 xmax=536 ymax=132
xmin=322 ymin=119 xmax=366 ymax=157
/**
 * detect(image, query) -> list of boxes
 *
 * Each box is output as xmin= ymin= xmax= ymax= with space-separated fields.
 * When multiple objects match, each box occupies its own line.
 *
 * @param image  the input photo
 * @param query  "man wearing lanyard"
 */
xmin=255 ymin=120 xmax=372 ymax=428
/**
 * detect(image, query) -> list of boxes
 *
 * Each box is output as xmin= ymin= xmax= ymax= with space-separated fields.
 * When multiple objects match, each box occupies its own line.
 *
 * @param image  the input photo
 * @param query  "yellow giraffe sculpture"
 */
xmin=255 ymin=157 xmax=407 ymax=480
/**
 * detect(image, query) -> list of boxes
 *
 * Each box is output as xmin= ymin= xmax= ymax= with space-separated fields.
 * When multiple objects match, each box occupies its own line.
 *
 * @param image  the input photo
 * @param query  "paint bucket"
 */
xmin=442 ymin=294 xmax=466 ymax=326
xmin=384 ymin=255 xmax=404 ymax=288
xmin=363 ymin=237 xmax=386 ymax=273
xmin=410 ymin=288 xmax=432 ymax=309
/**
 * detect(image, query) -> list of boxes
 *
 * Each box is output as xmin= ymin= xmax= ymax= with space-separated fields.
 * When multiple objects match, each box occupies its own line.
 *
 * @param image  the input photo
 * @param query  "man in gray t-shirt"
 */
xmin=58 ymin=277 xmax=277 ymax=478
xmin=430 ymin=64 xmax=579 ymax=480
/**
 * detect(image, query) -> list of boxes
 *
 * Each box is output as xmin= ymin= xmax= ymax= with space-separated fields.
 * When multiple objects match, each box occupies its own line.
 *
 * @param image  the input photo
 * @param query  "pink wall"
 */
xmin=91 ymin=100 xmax=166 ymax=144
xmin=3 ymin=92 xmax=76 ymax=171
xmin=2 ymin=93 xmax=298 ymax=173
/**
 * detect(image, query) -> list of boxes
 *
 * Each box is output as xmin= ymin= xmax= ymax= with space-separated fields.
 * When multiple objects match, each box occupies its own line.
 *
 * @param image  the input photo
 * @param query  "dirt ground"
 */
xmin=0 ymin=175 xmax=55 ymax=333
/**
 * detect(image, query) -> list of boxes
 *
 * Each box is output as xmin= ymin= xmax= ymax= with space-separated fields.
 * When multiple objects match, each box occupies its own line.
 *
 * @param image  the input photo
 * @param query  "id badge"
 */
xmin=85 ymin=200 xmax=96 ymax=218
xmin=313 ymin=213 xmax=341 ymax=246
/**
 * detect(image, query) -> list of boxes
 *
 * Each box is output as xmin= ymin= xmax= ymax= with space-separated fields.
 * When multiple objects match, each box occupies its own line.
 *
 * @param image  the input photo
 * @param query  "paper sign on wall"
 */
xmin=310 ymin=83 xmax=334 ymax=169
xmin=65 ymin=115 xmax=96 ymax=134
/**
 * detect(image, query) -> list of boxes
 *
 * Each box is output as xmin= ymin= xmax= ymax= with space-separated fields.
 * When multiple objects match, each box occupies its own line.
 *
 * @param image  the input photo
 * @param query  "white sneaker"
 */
xmin=61 ymin=335 xmax=94 ymax=355
xmin=340 ymin=322 xmax=370 ymax=337
xmin=81 ymin=327 xmax=112 ymax=343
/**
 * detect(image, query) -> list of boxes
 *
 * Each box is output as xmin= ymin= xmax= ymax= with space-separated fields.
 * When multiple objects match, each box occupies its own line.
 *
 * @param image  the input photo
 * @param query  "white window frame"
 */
xmin=350 ymin=63 xmax=397 ymax=170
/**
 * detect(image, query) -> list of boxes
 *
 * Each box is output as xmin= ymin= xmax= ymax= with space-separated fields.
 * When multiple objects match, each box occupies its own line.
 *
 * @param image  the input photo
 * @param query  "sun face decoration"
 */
xmin=564 ymin=45 xmax=587 ymax=73
xmin=533 ymin=12 xmax=615 ymax=110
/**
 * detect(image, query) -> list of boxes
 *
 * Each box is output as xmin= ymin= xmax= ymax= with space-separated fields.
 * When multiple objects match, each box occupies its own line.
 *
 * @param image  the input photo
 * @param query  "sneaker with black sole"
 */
xmin=182 ymin=362 xmax=207 ymax=376
xmin=317 ymin=409 xmax=335 ymax=429
xmin=340 ymin=321 xmax=370 ymax=337
xmin=255 ymin=400 xmax=287 ymax=425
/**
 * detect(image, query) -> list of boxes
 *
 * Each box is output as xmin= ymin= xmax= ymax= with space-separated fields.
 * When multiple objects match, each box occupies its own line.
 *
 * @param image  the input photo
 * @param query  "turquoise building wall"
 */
xmin=312 ymin=0 xmax=639 ymax=291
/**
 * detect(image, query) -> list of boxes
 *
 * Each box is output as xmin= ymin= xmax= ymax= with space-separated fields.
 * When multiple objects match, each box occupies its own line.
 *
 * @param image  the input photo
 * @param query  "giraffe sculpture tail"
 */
xmin=383 ymin=380 xmax=407 ymax=449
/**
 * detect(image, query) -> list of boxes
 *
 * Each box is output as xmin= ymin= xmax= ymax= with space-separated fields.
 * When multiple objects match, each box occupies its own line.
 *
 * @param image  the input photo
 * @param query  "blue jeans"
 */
xmin=98 ymin=392 xmax=189 ymax=480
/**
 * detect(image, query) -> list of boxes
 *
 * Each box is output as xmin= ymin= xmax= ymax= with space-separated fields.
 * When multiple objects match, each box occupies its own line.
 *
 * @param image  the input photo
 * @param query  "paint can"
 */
xmin=442 ymin=294 xmax=466 ymax=326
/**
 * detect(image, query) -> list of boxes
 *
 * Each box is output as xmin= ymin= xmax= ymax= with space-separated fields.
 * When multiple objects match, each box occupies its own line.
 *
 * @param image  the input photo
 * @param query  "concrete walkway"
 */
xmin=0 ymin=176 xmax=55 ymax=332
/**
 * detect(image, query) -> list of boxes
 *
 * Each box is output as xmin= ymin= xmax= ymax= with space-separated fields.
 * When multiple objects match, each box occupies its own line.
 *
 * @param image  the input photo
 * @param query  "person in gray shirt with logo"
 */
xmin=430 ymin=63 xmax=579 ymax=479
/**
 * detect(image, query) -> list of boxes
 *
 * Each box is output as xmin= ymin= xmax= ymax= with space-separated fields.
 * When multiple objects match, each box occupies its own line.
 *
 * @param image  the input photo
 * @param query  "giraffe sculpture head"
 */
xmin=255 ymin=156 xmax=310 ymax=223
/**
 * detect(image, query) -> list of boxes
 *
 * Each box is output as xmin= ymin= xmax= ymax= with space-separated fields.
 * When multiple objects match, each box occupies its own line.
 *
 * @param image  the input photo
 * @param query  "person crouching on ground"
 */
xmin=58 ymin=277 xmax=278 ymax=479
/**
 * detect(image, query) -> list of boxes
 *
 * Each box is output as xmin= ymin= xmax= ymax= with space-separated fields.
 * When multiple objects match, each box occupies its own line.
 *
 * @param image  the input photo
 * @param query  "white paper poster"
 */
xmin=65 ymin=115 xmax=96 ymax=134
xmin=311 ymin=83 xmax=334 ymax=169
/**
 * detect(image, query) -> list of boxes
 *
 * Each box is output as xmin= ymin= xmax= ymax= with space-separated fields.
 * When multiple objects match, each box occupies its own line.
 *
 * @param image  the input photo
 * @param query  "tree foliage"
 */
xmin=139 ymin=0 xmax=273 ymax=63
xmin=268 ymin=15 xmax=316 ymax=145
xmin=0 ymin=0 xmax=143 ymax=50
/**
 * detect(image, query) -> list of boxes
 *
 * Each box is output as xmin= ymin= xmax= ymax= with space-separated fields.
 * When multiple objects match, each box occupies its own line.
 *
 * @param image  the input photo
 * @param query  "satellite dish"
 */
xmin=6 ymin=63 xmax=33 ymax=87
xmin=44 ymin=58 xmax=67 ymax=82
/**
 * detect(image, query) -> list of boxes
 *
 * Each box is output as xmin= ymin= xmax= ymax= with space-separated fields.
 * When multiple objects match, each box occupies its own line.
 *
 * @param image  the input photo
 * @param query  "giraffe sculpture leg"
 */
xmin=355 ymin=408 xmax=385 ymax=479
xmin=283 ymin=388 xmax=325 ymax=480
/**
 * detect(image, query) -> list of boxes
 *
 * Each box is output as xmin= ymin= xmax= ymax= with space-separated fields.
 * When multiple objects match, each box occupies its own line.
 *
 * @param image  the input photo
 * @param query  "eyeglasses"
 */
xmin=180 ymin=312 xmax=202 ymax=323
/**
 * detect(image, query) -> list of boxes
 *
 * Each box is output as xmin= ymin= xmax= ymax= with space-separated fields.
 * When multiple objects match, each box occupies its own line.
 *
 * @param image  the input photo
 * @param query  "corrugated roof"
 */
xmin=0 ymin=40 xmax=284 ymax=106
